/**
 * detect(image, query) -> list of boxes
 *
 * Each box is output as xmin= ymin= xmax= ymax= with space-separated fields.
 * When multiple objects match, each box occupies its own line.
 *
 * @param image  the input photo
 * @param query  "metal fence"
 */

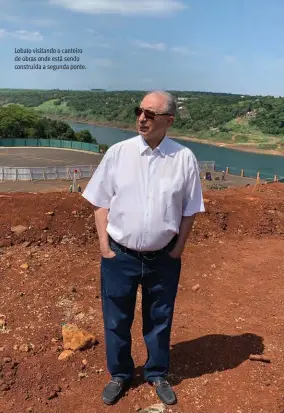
xmin=0 ymin=138 xmax=100 ymax=153
xmin=0 ymin=165 xmax=97 ymax=181
xmin=0 ymin=161 xmax=215 ymax=181
xmin=0 ymin=138 xmax=216 ymax=180
xmin=198 ymin=161 xmax=215 ymax=172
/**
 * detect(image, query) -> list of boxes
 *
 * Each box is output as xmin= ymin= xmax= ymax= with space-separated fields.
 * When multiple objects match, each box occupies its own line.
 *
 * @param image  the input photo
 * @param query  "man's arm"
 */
xmin=82 ymin=148 xmax=115 ymax=258
xmin=169 ymin=153 xmax=205 ymax=258
xmin=169 ymin=214 xmax=196 ymax=258
xmin=94 ymin=207 xmax=115 ymax=257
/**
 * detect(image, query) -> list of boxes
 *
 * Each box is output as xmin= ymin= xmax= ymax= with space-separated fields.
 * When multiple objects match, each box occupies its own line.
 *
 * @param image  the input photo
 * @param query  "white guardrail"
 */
xmin=0 ymin=161 xmax=215 ymax=181
xmin=0 ymin=165 xmax=97 ymax=181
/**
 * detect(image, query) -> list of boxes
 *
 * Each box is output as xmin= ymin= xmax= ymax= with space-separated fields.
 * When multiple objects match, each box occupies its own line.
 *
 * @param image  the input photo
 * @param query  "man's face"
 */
xmin=136 ymin=94 xmax=174 ymax=141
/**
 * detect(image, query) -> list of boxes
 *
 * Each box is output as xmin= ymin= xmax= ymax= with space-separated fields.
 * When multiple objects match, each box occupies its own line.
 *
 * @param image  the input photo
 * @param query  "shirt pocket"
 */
xmin=159 ymin=179 xmax=183 ymax=226
xmin=160 ymin=178 xmax=183 ymax=208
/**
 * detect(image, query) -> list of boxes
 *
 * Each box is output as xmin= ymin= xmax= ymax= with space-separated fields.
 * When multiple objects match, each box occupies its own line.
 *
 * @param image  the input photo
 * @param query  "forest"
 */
xmin=0 ymin=102 xmax=108 ymax=152
xmin=0 ymin=89 xmax=284 ymax=150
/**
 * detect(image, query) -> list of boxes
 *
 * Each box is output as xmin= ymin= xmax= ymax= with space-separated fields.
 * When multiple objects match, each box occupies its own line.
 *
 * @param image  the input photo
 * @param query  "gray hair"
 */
xmin=144 ymin=90 xmax=177 ymax=116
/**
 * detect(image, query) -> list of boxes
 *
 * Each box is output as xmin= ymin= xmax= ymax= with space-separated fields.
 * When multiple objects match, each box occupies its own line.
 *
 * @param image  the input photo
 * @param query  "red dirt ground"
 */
xmin=0 ymin=183 xmax=284 ymax=413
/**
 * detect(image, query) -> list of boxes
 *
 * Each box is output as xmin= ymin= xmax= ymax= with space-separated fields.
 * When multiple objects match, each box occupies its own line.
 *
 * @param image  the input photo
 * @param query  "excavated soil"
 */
xmin=0 ymin=183 xmax=284 ymax=413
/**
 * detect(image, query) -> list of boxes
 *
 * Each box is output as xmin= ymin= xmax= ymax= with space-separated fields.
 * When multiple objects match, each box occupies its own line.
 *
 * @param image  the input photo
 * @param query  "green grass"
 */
xmin=35 ymin=99 xmax=59 ymax=108
xmin=2 ymin=102 xmax=25 ymax=107
xmin=196 ymin=130 xmax=233 ymax=141
xmin=219 ymin=117 xmax=284 ymax=149
xmin=234 ymin=134 xmax=249 ymax=143
xmin=224 ymin=118 xmax=261 ymax=134
xmin=249 ymin=135 xmax=270 ymax=143
xmin=32 ymin=99 xmax=77 ymax=116
xmin=257 ymin=143 xmax=279 ymax=150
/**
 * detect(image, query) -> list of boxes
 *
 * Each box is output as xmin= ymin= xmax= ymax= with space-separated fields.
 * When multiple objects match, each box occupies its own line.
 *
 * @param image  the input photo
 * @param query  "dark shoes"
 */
xmin=102 ymin=377 xmax=130 ymax=405
xmin=102 ymin=376 xmax=177 ymax=406
xmin=151 ymin=378 xmax=177 ymax=405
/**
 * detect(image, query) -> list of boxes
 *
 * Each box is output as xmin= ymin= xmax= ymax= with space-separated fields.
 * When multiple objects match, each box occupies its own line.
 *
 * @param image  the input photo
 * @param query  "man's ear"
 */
xmin=167 ymin=116 xmax=175 ymax=127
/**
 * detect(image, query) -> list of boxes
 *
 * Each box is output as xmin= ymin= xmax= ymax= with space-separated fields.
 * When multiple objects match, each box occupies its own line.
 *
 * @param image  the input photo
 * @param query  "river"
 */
xmin=68 ymin=122 xmax=284 ymax=180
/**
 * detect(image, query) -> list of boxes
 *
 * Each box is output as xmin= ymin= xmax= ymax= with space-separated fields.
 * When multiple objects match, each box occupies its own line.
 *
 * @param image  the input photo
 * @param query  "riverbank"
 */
xmin=177 ymin=136 xmax=284 ymax=156
xmin=47 ymin=115 xmax=284 ymax=157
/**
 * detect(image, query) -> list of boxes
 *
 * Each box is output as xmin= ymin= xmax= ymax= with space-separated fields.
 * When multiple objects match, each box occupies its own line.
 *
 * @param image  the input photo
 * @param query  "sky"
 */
xmin=1 ymin=0 xmax=284 ymax=95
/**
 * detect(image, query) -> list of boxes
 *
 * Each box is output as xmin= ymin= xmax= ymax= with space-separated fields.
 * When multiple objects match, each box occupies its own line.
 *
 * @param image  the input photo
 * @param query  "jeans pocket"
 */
xmin=101 ymin=254 xmax=117 ymax=260
xmin=104 ymin=241 xmax=123 ymax=258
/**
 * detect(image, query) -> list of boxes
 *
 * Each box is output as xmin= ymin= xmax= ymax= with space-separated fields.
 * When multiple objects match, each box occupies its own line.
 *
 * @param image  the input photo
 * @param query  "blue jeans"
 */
xmin=100 ymin=236 xmax=181 ymax=382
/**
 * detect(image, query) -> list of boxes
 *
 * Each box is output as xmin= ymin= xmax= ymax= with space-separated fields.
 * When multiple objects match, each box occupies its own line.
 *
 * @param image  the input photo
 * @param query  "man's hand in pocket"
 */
xmin=101 ymin=249 xmax=116 ymax=259
xmin=168 ymin=247 xmax=182 ymax=259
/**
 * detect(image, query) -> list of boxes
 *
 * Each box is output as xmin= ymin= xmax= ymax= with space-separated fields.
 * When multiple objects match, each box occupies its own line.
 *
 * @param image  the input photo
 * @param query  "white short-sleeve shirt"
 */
xmin=83 ymin=135 xmax=205 ymax=251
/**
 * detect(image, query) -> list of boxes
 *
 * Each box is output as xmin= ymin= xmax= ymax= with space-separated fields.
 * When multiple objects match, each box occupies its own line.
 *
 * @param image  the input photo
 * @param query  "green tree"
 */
xmin=0 ymin=105 xmax=40 ymax=139
xmin=99 ymin=143 xmax=109 ymax=153
xmin=0 ymin=105 xmax=76 ymax=140
xmin=2 ymin=88 xmax=284 ymax=143
xmin=74 ymin=130 xmax=95 ymax=143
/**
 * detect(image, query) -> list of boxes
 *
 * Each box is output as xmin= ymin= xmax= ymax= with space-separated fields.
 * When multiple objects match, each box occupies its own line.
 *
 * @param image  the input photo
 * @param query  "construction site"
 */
xmin=2 ymin=5 xmax=284 ymax=410
xmin=0 ymin=168 xmax=284 ymax=413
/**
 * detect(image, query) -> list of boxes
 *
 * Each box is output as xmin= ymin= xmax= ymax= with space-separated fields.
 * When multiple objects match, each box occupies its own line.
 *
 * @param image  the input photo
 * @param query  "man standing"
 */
xmin=82 ymin=91 xmax=205 ymax=406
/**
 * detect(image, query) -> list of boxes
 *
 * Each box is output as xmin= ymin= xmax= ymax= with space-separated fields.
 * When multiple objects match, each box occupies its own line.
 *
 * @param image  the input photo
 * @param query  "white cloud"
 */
xmin=171 ymin=46 xmax=189 ymax=55
xmin=133 ymin=40 xmax=166 ymax=51
xmin=11 ymin=30 xmax=43 ymax=41
xmin=85 ymin=28 xmax=97 ymax=34
xmin=0 ymin=28 xmax=43 ymax=41
xmin=93 ymin=58 xmax=112 ymax=67
xmin=48 ymin=0 xmax=187 ymax=15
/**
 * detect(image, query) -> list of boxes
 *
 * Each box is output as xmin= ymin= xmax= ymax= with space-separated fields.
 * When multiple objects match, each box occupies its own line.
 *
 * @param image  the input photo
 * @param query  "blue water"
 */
xmin=68 ymin=122 xmax=284 ymax=180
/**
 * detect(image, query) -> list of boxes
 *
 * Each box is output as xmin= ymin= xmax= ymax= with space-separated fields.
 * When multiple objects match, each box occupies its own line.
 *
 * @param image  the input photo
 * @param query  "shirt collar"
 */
xmin=138 ymin=135 xmax=169 ymax=157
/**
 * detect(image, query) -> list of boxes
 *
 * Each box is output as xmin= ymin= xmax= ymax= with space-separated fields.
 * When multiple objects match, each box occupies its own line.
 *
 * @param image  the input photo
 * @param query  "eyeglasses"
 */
xmin=134 ymin=106 xmax=171 ymax=120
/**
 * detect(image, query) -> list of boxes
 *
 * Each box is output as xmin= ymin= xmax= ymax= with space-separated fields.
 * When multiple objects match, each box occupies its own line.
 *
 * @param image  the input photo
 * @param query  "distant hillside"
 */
xmin=0 ymin=103 xmax=109 ymax=151
xmin=0 ymin=88 xmax=284 ymax=152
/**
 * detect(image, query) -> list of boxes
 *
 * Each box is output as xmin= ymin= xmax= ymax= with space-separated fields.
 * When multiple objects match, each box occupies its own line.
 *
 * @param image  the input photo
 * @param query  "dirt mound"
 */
xmin=0 ymin=193 xmax=98 ymax=248
xmin=0 ymin=183 xmax=284 ymax=413
xmin=1 ymin=184 xmax=283 ymax=248
xmin=195 ymin=183 xmax=284 ymax=240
